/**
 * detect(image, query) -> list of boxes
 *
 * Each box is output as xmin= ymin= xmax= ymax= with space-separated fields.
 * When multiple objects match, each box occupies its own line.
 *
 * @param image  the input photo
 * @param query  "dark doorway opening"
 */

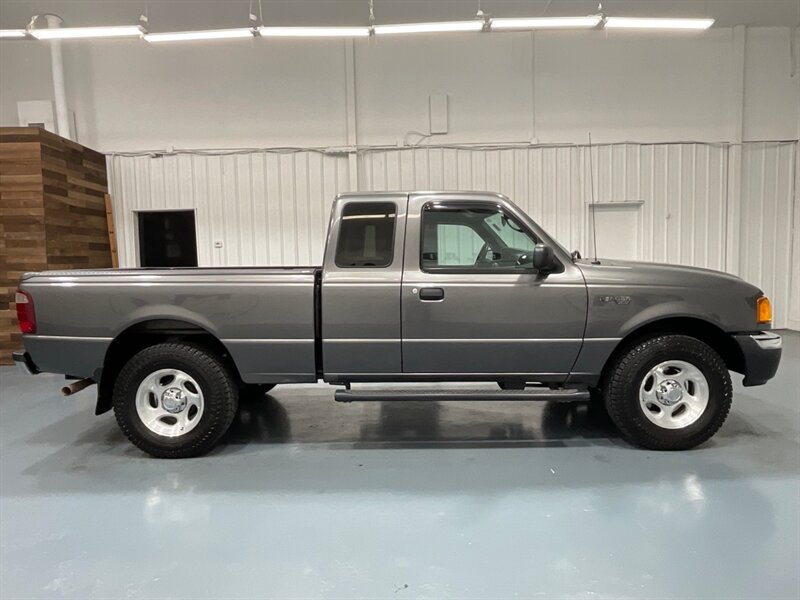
xmin=138 ymin=210 xmax=198 ymax=267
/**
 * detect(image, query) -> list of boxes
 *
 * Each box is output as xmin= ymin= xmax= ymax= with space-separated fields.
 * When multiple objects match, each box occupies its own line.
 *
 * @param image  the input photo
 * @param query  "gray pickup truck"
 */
xmin=14 ymin=191 xmax=782 ymax=457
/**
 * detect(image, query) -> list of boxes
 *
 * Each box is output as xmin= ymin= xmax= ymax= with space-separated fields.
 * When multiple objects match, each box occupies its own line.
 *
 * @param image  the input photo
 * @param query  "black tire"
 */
xmin=603 ymin=334 xmax=732 ymax=450
xmin=112 ymin=343 xmax=239 ymax=458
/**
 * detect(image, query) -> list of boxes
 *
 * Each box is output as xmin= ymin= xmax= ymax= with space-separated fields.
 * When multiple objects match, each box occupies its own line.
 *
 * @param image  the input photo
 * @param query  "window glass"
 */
xmin=434 ymin=224 xmax=484 ymax=266
xmin=421 ymin=205 xmax=537 ymax=272
xmin=484 ymin=212 xmax=536 ymax=251
xmin=335 ymin=202 xmax=396 ymax=268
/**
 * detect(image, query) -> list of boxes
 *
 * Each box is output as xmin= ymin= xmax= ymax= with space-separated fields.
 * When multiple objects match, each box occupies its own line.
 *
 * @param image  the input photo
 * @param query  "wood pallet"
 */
xmin=0 ymin=127 xmax=112 ymax=365
xmin=105 ymin=194 xmax=118 ymax=268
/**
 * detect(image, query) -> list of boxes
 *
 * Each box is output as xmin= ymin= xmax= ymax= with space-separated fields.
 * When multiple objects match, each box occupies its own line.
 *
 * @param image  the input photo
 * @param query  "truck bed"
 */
xmin=19 ymin=267 xmax=322 ymax=384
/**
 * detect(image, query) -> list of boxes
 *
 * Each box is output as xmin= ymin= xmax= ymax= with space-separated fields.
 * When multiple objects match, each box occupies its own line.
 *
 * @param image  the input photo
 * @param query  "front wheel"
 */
xmin=603 ymin=335 xmax=732 ymax=450
xmin=112 ymin=343 xmax=239 ymax=458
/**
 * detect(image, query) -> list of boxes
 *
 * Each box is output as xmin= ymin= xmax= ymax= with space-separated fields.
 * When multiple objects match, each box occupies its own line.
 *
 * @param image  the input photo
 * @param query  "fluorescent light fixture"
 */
xmin=0 ymin=29 xmax=27 ymax=38
xmin=491 ymin=16 xmax=602 ymax=30
xmin=145 ymin=28 xmax=255 ymax=43
xmin=258 ymin=26 xmax=369 ymax=38
xmin=374 ymin=20 xmax=484 ymax=35
xmin=604 ymin=17 xmax=714 ymax=30
xmin=30 ymin=25 xmax=144 ymax=40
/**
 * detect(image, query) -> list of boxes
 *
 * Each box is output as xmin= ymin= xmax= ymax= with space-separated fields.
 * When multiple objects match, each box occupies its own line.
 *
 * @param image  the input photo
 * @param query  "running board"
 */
xmin=334 ymin=388 xmax=590 ymax=403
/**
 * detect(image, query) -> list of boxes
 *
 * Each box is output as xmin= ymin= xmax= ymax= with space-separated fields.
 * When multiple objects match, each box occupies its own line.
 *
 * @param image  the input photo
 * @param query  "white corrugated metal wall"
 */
xmin=107 ymin=140 xmax=798 ymax=328
xmin=360 ymin=144 xmax=731 ymax=271
xmin=791 ymin=145 xmax=800 ymax=331
xmin=108 ymin=152 xmax=350 ymax=268
xmin=738 ymin=142 xmax=798 ymax=331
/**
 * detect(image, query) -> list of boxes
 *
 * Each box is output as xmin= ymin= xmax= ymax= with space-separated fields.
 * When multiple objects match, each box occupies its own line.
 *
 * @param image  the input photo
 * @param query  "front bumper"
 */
xmin=12 ymin=350 xmax=39 ymax=376
xmin=732 ymin=332 xmax=782 ymax=386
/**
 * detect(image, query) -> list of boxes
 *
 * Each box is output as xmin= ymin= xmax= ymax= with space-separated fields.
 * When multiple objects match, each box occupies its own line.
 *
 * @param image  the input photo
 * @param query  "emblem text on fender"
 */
xmin=599 ymin=295 xmax=632 ymax=305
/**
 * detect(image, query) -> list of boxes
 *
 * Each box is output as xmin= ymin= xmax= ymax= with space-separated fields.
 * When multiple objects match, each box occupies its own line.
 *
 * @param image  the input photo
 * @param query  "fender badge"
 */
xmin=599 ymin=295 xmax=631 ymax=305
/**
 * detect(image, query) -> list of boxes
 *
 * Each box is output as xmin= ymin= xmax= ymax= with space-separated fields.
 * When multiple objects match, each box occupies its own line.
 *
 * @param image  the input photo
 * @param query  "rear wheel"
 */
xmin=603 ymin=335 xmax=732 ymax=450
xmin=112 ymin=343 xmax=238 ymax=458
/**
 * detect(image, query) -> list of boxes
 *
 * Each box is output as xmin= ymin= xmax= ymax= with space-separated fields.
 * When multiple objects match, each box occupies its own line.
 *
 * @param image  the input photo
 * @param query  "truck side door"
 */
xmin=401 ymin=193 xmax=587 ymax=380
xmin=321 ymin=194 xmax=407 ymax=379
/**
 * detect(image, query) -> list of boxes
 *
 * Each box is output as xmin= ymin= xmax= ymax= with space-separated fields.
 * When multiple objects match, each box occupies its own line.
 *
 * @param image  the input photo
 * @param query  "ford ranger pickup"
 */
xmin=13 ymin=191 xmax=782 ymax=457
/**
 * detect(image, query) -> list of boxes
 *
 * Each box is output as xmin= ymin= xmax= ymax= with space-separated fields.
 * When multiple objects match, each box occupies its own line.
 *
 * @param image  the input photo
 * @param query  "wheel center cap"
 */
xmin=161 ymin=387 xmax=187 ymax=414
xmin=655 ymin=379 xmax=683 ymax=406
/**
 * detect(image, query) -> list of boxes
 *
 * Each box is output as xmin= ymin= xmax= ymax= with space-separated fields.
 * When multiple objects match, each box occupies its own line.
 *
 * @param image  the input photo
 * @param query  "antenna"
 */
xmin=588 ymin=132 xmax=600 ymax=264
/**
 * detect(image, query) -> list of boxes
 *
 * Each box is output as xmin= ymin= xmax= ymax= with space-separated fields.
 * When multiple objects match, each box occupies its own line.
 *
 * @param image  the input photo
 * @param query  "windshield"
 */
xmin=482 ymin=212 xmax=534 ymax=250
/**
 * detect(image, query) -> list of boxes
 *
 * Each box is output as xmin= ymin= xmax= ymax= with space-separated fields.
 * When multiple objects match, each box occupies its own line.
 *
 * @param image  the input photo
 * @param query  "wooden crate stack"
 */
xmin=0 ymin=127 xmax=112 ymax=365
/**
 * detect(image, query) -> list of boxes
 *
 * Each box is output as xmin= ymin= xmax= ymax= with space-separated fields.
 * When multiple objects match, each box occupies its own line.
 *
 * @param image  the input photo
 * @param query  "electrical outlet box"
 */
xmin=429 ymin=94 xmax=448 ymax=135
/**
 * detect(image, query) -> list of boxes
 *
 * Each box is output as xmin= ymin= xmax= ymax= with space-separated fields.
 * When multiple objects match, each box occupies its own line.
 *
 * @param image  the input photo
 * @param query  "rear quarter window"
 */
xmin=335 ymin=202 xmax=397 ymax=268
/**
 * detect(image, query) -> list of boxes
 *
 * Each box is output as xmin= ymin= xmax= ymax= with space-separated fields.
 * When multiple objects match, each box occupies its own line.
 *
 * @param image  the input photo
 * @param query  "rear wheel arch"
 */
xmin=95 ymin=319 xmax=241 ymax=415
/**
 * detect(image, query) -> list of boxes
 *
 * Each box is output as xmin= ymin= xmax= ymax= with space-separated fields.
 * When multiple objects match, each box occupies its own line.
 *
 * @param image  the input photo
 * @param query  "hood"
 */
xmin=575 ymin=258 xmax=760 ymax=292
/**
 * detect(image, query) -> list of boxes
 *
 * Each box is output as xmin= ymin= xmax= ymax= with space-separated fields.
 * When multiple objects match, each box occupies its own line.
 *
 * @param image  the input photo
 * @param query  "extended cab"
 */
xmin=13 ymin=191 xmax=782 ymax=457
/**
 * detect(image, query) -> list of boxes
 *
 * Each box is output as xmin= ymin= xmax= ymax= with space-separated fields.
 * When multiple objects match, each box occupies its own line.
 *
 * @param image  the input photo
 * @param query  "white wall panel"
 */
xmin=109 ymin=141 xmax=797 ymax=328
xmin=360 ymin=143 xmax=729 ymax=271
xmin=3 ymin=28 xmax=797 ymax=151
xmin=108 ymin=152 xmax=352 ymax=268
xmin=355 ymin=34 xmax=535 ymax=146
xmin=790 ymin=146 xmax=800 ymax=330
xmin=533 ymin=30 xmax=738 ymax=144
xmin=743 ymin=28 xmax=800 ymax=141
xmin=738 ymin=142 xmax=797 ymax=329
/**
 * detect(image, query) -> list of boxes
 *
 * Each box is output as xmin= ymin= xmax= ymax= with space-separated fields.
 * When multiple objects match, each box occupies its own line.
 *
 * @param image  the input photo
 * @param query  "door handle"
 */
xmin=419 ymin=287 xmax=444 ymax=301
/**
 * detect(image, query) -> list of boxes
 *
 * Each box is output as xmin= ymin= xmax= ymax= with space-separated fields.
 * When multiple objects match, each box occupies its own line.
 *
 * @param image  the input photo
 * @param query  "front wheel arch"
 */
xmin=598 ymin=317 xmax=744 ymax=389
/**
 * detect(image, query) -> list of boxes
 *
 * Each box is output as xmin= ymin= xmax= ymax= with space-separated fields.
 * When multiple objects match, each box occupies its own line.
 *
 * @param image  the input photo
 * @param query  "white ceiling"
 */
xmin=1 ymin=0 xmax=799 ymax=31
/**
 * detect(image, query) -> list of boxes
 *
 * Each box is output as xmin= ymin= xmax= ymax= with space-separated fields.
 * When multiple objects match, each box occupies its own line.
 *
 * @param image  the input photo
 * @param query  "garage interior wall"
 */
xmin=1 ymin=25 xmax=799 ymax=329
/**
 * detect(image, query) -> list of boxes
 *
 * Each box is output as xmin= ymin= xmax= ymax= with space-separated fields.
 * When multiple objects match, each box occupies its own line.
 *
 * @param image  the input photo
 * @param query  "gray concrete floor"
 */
xmin=1 ymin=334 xmax=799 ymax=600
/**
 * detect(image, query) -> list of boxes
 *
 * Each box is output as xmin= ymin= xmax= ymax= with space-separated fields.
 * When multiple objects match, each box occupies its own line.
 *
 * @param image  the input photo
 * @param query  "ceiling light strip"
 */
xmin=30 ymin=25 xmax=144 ymax=39
xmin=374 ymin=21 xmax=484 ymax=35
xmin=604 ymin=17 xmax=714 ymax=30
xmin=17 ymin=15 xmax=717 ymax=44
xmin=258 ymin=26 xmax=369 ymax=37
xmin=144 ymin=28 xmax=255 ymax=42
xmin=0 ymin=29 xmax=28 ymax=38
xmin=491 ymin=16 xmax=602 ymax=30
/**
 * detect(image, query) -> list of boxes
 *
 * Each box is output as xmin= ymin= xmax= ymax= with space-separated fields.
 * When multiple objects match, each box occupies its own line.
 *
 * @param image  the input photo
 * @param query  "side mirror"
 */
xmin=532 ymin=243 xmax=555 ymax=272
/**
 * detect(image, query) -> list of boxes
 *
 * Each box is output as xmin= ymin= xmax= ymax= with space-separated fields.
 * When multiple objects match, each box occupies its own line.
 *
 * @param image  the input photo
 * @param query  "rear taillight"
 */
xmin=15 ymin=290 xmax=36 ymax=334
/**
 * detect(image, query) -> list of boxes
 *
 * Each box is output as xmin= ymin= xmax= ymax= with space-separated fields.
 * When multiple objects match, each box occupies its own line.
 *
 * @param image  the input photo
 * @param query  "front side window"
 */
xmin=421 ymin=204 xmax=537 ymax=272
xmin=335 ymin=202 xmax=396 ymax=268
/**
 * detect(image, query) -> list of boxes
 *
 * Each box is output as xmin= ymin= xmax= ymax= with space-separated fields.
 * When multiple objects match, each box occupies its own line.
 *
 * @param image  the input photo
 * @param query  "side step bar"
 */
xmin=334 ymin=388 xmax=590 ymax=403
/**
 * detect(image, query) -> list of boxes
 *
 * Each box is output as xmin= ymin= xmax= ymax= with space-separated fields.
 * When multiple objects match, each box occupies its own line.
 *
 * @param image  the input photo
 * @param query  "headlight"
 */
xmin=756 ymin=296 xmax=772 ymax=325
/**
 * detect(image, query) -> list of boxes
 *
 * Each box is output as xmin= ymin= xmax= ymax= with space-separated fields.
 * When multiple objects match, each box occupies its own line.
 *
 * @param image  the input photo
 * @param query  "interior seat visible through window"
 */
xmin=420 ymin=204 xmax=537 ymax=272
